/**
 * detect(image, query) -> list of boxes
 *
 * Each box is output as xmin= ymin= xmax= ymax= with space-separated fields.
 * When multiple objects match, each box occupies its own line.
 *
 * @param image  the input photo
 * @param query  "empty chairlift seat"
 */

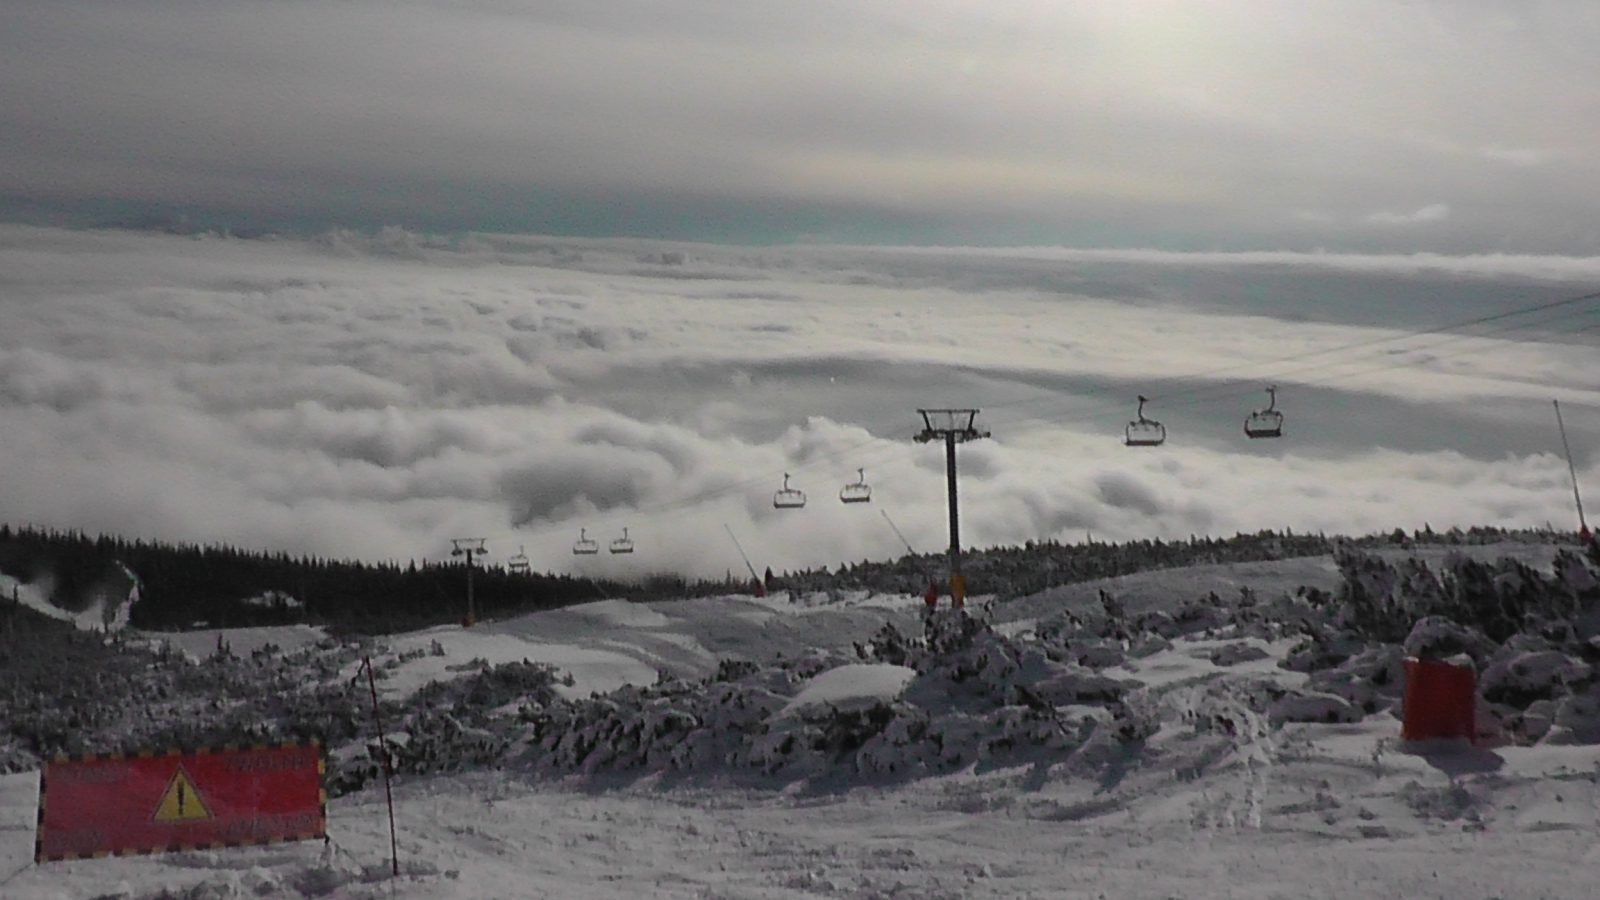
xmin=774 ymin=473 xmax=806 ymax=509
xmin=839 ymin=468 xmax=871 ymax=504
xmin=1244 ymin=385 xmax=1284 ymax=439
xmin=1124 ymin=395 xmax=1167 ymax=447
xmin=572 ymin=528 xmax=600 ymax=555
xmin=609 ymin=528 xmax=635 ymax=554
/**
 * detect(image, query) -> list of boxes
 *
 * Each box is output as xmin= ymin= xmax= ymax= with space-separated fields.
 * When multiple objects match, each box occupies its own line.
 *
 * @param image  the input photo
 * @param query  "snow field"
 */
xmin=5 ymin=545 xmax=1600 ymax=898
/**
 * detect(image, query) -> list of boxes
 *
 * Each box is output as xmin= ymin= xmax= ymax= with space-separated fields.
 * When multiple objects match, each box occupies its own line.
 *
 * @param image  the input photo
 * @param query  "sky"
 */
xmin=3 ymin=3 xmax=1600 ymax=580
xmin=1 ymin=226 xmax=1597 ymax=581
xmin=4 ymin=1 xmax=1600 ymax=250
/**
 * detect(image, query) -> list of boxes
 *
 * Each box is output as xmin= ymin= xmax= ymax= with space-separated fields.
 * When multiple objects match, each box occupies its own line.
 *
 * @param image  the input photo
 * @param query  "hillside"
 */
xmin=2 ymin=536 xmax=1599 ymax=898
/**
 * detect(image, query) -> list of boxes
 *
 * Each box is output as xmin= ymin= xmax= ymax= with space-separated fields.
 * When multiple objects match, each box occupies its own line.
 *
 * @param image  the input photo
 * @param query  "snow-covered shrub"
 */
xmin=1401 ymin=616 xmax=1497 ymax=666
xmin=1024 ymin=667 xmax=1132 ymax=707
xmin=1075 ymin=642 xmax=1127 ymax=670
xmin=1128 ymin=634 xmax=1173 ymax=658
xmin=1304 ymin=645 xmax=1404 ymax=714
xmin=1338 ymin=548 xmax=1600 ymax=645
xmin=395 ymin=710 xmax=507 ymax=775
xmin=922 ymin=608 xmax=990 ymax=658
xmin=1209 ymin=642 xmax=1270 ymax=666
xmin=1280 ymin=628 xmax=1367 ymax=673
xmin=1171 ymin=595 xmax=1232 ymax=635
xmin=854 ymin=703 xmax=931 ymax=776
xmin=814 ymin=702 xmax=896 ymax=757
xmin=1335 ymin=549 xmax=1442 ymax=642
xmin=411 ymin=659 xmax=563 ymax=714
xmin=1544 ymin=691 xmax=1600 ymax=744
xmin=713 ymin=657 xmax=761 ymax=682
xmin=981 ymin=704 xmax=1076 ymax=759
xmin=1478 ymin=649 xmax=1592 ymax=709
xmin=855 ymin=621 xmax=919 ymax=667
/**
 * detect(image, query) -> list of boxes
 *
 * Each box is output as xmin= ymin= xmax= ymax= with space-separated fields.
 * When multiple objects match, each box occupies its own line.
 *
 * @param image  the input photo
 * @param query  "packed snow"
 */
xmin=780 ymin=664 xmax=918 ymax=717
xmin=5 ymin=545 xmax=1600 ymax=899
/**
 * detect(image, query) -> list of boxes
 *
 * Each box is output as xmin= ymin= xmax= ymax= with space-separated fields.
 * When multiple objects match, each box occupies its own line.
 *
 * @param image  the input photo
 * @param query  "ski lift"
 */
xmin=1124 ymin=395 xmax=1166 ymax=447
xmin=839 ymin=468 xmax=872 ymax=504
xmin=508 ymin=545 xmax=531 ymax=574
xmin=572 ymin=528 xmax=599 ymax=555
xmin=1243 ymin=385 xmax=1284 ymax=439
xmin=608 ymin=527 xmax=635 ymax=555
xmin=773 ymin=473 xmax=807 ymax=509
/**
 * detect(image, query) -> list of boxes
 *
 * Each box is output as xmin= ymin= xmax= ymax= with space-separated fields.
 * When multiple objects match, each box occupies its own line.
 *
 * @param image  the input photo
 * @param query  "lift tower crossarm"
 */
xmin=914 ymin=409 xmax=989 ymax=608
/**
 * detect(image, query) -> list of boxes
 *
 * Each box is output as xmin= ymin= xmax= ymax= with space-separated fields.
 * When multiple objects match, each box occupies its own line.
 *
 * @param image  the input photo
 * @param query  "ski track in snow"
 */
xmin=6 ymin=549 xmax=1600 ymax=899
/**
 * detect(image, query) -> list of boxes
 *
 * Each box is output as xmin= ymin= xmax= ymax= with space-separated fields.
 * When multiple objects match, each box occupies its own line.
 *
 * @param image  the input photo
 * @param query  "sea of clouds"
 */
xmin=1 ymin=225 xmax=1596 ymax=580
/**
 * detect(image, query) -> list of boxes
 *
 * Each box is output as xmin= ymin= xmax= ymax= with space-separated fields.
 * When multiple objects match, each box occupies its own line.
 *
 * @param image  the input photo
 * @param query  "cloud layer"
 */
xmin=1 ymin=227 xmax=1597 ymax=580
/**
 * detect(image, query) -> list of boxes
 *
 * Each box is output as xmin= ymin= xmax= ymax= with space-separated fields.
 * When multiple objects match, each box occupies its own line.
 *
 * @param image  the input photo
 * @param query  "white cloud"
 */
xmin=0 ymin=227 xmax=1596 ymax=581
xmin=1480 ymin=146 xmax=1554 ymax=167
xmin=1365 ymin=204 xmax=1451 ymax=226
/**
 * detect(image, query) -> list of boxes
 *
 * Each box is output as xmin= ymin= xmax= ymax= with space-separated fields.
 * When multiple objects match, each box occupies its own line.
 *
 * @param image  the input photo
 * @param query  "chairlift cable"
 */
xmin=959 ymin=289 xmax=1600 ymax=437
xmin=981 ymin=305 xmax=1600 ymax=439
xmin=973 ymin=288 xmax=1600 ymax=420
xmin=517 ymin=287 xmax=1600 ymax=549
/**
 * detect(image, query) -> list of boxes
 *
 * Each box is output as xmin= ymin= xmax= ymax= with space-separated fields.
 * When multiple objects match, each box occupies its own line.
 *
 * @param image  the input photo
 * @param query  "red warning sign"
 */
xmin=36 ymin=742 xmax=325 ymax=862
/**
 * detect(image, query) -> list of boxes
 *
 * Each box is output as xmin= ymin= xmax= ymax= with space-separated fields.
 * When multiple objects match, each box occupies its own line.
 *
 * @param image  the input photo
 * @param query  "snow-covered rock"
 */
xmin=1268 ymin=692 xmax=1362 ymax=725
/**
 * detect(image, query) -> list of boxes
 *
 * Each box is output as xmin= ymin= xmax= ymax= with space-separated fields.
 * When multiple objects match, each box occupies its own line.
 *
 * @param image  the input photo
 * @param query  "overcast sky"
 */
xmin=5 ymin=1 xmax=1600 ymax=249
xmin=2 ymin=227 xmax=1596 ymax=581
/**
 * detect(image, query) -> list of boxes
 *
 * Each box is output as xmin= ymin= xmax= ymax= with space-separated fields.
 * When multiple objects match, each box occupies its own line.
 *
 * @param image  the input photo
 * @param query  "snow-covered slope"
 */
xmin=5 ymin=547 xmax=1600 ymax=899
xmin=0 ymin=569 xmax=137 ymax=633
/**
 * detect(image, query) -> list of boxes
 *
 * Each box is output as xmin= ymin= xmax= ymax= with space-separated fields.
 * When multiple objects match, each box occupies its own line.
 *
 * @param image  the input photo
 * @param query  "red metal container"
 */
xmin=1401 ymin=656 xmax=1476 ymax=742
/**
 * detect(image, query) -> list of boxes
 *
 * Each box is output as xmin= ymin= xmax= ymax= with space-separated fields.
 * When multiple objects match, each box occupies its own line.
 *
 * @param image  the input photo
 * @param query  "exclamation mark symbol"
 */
xmin=154 ymin=767 xmax=211 ymax=822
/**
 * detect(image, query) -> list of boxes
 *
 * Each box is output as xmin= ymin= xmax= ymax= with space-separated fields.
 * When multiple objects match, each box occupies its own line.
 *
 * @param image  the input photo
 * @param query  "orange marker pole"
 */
xmin=363 ymin=656 xmax=400 ymax=878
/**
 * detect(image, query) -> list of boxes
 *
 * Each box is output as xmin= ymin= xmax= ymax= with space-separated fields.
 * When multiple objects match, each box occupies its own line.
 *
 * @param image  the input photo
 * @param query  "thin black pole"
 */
xmin=362 ymin=656 xmax=400 ymax=878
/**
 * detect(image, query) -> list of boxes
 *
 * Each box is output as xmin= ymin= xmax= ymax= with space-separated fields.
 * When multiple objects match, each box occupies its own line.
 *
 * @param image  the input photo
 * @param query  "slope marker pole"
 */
xmin=362 ymin=656 xmax=400 ymax=879
xmin=1554 ymin=400 xmax=1590 ymax=539
xmin=722 ymin=524 xmax=763 ymax=595
xmin=880 ymin=509 xmax=917 ymax=557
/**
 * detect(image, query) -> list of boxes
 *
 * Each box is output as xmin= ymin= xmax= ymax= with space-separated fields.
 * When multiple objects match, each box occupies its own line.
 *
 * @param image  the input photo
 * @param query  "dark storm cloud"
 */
xmin=5 ymin=2 xmax=1600 ymax=249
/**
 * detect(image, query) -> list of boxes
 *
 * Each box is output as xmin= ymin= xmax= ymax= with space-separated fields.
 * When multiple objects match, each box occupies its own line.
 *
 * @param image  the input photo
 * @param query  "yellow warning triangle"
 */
xmin=152 ymin=766 xmax=212 ymax=822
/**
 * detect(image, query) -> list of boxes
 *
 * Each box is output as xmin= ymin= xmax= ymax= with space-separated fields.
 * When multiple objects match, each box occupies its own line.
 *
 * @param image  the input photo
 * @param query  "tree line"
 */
xmin=0 ymin=521 xmax=1580 ymax=634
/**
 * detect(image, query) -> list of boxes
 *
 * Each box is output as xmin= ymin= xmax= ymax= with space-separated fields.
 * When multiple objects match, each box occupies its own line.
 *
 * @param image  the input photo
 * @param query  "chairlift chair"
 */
xmin=773 ymin=473 xmax=807 ymax=509
xmin=572 ymin=528 xmax=600 ymax=555
xmin=1244 ymin=385 xmax=1284 ymax=439
xmin=839 ymin=468 xmax=871 ymax=504
xmin=508 ymin=545 xmax=531 ymax=574
xmin=609 ymin=528 xmax=635 ymax=555
xmin=1124 ymin=395 xmax=1167 ymax=447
